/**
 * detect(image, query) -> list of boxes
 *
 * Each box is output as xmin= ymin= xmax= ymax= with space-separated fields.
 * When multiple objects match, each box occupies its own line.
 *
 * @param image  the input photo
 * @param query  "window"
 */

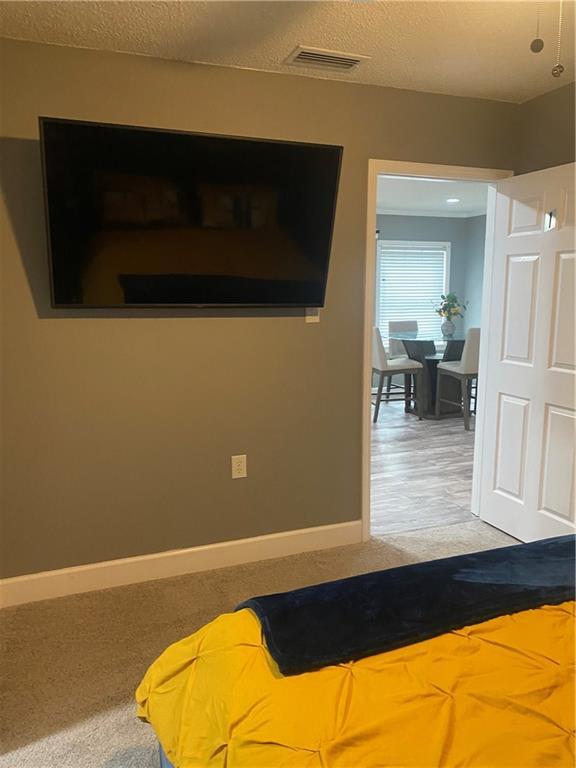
xmin=375 ymin=240 xmax=450 ymax=346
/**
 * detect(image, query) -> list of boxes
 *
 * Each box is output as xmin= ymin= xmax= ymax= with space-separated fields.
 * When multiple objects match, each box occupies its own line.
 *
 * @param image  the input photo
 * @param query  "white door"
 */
xmin=478 ymin=162 xmax=575 ymax=541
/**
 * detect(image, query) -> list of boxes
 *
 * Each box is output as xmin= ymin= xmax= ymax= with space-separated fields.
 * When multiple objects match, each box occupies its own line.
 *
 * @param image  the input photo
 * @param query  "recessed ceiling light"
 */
xmin=446 ymin=198 xmax=461 ymax=204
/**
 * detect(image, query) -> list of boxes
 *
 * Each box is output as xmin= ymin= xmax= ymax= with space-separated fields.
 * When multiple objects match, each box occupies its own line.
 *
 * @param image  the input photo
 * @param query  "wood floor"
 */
xmin=371 ymin=400 xmax=476 ymax=536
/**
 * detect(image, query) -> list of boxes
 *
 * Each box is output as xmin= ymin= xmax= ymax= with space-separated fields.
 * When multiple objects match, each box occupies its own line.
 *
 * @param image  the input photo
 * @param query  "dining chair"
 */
xmin=384 ymin=320 xmax=420 ymax=400
xmin=372 ymin=327 xmax=423 ymax=423
xmin=388 ymin=320 xmax=418 ymax=358
xmin=435 ymin=327 xmax=480 ymax=430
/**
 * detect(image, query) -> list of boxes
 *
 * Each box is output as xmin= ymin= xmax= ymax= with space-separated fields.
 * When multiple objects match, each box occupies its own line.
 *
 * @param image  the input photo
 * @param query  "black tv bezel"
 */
xmin=39 ymin=116 xmax=343 ymax=310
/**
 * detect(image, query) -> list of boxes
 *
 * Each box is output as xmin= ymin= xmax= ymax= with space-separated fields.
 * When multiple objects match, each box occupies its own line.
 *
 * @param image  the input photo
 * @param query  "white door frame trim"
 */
xmin=362 ymin=160 xmax=514 ymax=541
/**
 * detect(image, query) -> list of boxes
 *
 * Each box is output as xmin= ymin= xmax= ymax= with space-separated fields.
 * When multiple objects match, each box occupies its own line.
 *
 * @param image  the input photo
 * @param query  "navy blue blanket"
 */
xmin=237 ymin=535 xmax=575 ymax=675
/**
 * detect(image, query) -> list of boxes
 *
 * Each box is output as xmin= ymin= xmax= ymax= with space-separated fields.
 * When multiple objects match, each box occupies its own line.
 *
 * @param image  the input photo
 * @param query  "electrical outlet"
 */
xmin=305 ymin=307 xmax=320 ymax=323
xmin=231 ymin=454 xmax=247 ymax=479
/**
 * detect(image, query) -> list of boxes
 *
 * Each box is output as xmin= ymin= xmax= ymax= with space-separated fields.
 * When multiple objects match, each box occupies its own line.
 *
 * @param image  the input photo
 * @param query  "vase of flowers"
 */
xmin=434 ymin=293 xmax=467 ymax=337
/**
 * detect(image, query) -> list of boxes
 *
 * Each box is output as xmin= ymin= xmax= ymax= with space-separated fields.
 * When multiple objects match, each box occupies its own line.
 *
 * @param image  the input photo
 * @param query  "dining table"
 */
xmin=390 ymin=331 xmax=466 ymax=417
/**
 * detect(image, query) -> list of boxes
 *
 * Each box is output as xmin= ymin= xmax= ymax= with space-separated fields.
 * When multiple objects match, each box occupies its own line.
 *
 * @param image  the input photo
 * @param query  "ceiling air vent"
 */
xmin=284 ymin=46 xmax=370 ymax=72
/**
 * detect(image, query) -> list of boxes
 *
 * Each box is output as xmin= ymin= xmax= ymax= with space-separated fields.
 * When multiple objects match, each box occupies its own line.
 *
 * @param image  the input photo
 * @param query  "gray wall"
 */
xmin=515 ymin=83 xmax=575 ymax=175
xmin=0 ymin=39 xmax=573 ymax=577
xmin=463 ymin=216 xmax=488 ymax=329
xmin=376 ymin=214 xmax=487 ymax=331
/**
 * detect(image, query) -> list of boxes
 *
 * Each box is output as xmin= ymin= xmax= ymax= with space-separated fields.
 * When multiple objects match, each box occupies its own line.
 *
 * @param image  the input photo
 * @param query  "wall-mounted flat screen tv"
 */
xmin=40 ymin=118 xmax=342 ymax=308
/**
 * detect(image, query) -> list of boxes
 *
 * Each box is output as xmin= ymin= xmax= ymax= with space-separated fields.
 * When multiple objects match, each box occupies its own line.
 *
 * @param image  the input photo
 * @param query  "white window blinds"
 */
xmin=375 ymin=241 xmax=449 ymax=345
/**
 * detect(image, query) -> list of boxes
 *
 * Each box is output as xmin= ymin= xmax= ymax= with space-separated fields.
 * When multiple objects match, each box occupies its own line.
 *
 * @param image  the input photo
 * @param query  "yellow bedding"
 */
xmin=136 ymin=601 xmax=575 ymax=767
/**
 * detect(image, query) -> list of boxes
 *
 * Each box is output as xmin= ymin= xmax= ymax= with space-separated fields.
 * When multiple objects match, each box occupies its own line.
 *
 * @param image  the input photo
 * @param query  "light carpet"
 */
xmin=0 ymin=520 xmax=515 ymax=768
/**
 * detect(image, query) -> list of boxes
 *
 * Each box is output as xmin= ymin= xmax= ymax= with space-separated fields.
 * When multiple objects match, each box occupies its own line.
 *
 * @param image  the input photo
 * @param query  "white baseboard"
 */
xmin=0 ymin=520 xmax=362 ymax=608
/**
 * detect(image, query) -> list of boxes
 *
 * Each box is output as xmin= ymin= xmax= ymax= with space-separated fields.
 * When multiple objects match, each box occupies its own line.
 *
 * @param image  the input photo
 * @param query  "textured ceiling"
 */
xmin=377 ymin=177 xmax=488 ymax=217
xmin=0 ymin=1 xmax=574 ymax=103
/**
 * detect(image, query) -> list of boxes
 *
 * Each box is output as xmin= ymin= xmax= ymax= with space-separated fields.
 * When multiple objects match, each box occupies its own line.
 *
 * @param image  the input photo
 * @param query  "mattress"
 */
xmin=136 ymin=539 xmax=575 ymax=767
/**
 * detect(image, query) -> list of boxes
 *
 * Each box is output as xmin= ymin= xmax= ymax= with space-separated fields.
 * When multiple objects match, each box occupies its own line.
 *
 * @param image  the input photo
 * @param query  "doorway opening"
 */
xmin=362 ymin=161 xmax=513 ymax=541
xmin=372 ymin=175 xmax=488 ymax=535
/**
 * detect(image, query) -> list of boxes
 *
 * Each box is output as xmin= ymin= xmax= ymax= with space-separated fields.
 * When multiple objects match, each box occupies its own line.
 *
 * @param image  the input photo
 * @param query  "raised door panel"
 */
xmin=539 ymin=404 xmax=575 ymax=524
xmin=549 ymin=251 xmax=575 ymax=373
xmin=501 ymin=254 xmax=539 ymax=365
xmin=493 ymin=394 xmax=529 ymax=501
xmin=508 ymin=196 xmax=543 ymax=236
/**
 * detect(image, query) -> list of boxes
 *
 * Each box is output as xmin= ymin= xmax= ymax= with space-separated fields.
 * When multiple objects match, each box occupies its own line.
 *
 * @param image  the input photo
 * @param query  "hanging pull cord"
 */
xmin=552 ymin=0 xmax=565 ymax=77
xmin=530 ymin=3 xmax=544 ymax=53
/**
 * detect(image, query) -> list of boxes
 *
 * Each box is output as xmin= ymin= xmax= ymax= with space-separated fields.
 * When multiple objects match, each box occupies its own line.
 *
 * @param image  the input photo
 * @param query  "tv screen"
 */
xmin=39 ymin=118 xmax=342 ymax=309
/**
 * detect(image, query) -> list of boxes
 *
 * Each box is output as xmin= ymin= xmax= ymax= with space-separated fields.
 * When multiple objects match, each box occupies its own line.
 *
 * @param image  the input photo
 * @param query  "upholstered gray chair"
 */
xmin=372 ymin=327 xmax=423 ymax=423
xmin=435 ymin=327 xmax=481 ymax=430
xmin=384 ymin=320 xmax=420 ymax=400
